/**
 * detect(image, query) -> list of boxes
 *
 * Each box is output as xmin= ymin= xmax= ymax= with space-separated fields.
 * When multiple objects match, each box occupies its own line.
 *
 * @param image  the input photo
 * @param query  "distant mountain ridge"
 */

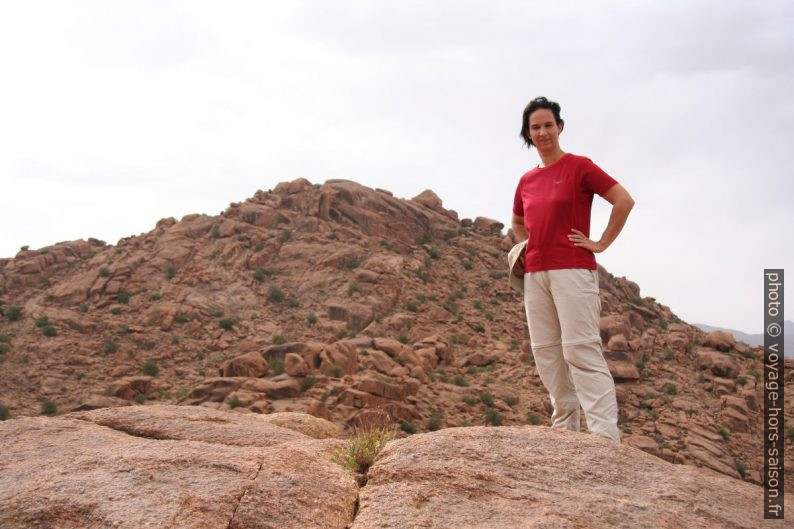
xmin=693 ymin=320 xmax=792 ymax=357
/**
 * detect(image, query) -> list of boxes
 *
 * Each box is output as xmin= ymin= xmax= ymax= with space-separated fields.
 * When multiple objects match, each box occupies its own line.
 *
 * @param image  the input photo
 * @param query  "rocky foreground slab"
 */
xmin=0 ymin=405 xmax=785 ymax=528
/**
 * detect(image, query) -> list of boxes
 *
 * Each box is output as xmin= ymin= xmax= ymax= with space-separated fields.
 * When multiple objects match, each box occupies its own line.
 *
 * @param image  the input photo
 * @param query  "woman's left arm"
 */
xmin=569 ymin=183 xmax=635 ymax=253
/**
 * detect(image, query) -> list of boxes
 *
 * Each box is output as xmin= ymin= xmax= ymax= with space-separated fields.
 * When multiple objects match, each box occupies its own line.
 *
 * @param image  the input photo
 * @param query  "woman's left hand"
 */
xmin=568 ymin=229 xmax=605 ymax=253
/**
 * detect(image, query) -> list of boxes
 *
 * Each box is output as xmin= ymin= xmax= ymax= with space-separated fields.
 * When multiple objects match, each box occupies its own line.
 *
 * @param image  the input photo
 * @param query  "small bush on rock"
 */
xmin=6 ymin=306 xmax=22 ymax=321
xmin=141 ymin=359 xmax=159 ymax=377
xmin=40 ymin=400 xmax=57 ymax=416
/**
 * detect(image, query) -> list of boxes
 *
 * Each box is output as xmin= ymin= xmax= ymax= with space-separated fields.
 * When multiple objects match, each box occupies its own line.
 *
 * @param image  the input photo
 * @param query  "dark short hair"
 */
xmin=520 ymin=96 xmax=564 ymax=149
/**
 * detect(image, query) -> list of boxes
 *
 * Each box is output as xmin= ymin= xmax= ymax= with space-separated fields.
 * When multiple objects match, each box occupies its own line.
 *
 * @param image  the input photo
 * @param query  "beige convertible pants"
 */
xmin=523 ymin=268 xmax=620 ymax=443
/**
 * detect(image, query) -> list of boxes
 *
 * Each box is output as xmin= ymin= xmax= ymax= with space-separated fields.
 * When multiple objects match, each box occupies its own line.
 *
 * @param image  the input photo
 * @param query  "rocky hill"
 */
xmin=0 ymin=177 xmax=792 ymax=496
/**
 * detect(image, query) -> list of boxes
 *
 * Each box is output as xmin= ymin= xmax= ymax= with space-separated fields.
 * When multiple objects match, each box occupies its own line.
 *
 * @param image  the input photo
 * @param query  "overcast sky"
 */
xmin=1 ymin=0 xmax=791 ymax=335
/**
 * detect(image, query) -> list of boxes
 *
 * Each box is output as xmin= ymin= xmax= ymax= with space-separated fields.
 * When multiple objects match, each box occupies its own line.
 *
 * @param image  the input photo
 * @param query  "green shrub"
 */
xmin=417 ymin=232 xmax=431 ymax=245
xmin=300 ymin=375 xmax=316 ymax=392
xmin=286 ymin=299 xmax=299 ymax=308
xmin=379 ymin=239 xmax=397 ymax=252
xmin=110 ymin=307 xmax=122 ymax=315
xmin=218 ymin=318 xmax=234 ymax=331
xmin=397 ymin=335 xmax=409 ymax=344
xmin=462 ymin=395 xmax=478 ymax=406
xmin=40 ymin=399 xmax=57 ymax=416
xmin=429 ymin=248 xmax=439 ymax=259
xmin=174 ymin=313 xmax=189 ymax=324
xmin=280 ymin=229 xmax=292 ymax=242
xmin=473 ymin=324 xmax=485 ymax=333
xmin=479 ymin=391 xmax=494 ymax=407
xmin=307 ymin=313 xmax=317 ymax=325
xmin=329 ymin=364 xmax=343 ymax=377
xmin=735 ymin=460 xmax=746 ymax=478
xmin=99 ymin=267 xmax=110 ymax=277
xmin=0 ymin=343 xmax=8 ymax=355
xmin=747 ymin=366 xmax=761 ymax=378
xmin=484 ymin=407 xmax=503 ymax=426
xmin=486 ymin=269 xmax=505 ymax=280
xmin=141 ymin=359 xmax=159 ymax=377
xmin=443 ymin=297 xmax=458 ymax=315
xmin=400 ymin=420 xmax=417 ymax=434
xmin=79 ymin=304 xmax=89 ymax=313
xmin=405 ymin=301 xmax=418 ymax=312
xmin=272 ymin=335 xmax=286 ymax=345
xmin=150 ymin=292 xmax=161 ymax=301
xmin=426 ymin=410 xmax=444 ymax=431
xmin=268 ymin=358 xmax=285 ymax=375
xmin=41 ymin=325 xmax=57 ymax=337
xmin=346 ymin=257 xmax=359 ymax=270
xmin=103 ymin=338 xmax=119 ymax=354
xmin=503 ymin=395 xmax=519 ymax=407
xmin=527 ymin=412 xmax=542 ymax=425
xmin=462 ymin=260 xmax=473 ymax=270
xmin=253 ymin=268 xmax=267 ymax=282
xmin=134 ymin=393 xmax=146 ymax=404
xmin=0 ymin=405 xmax=9 ymax=421
xmin=347 ymin=282 xmax=359 ymax=296
xmin=211 ymin=226 xmax=221 ymax=238
xmin=452 ymin=374 xmax=469 ymax=387
xmin=268 ymin=285 xmax=285 ymax=303
xmin=718 ymin=427 xmax=729 ymax=441
xmin=117 ymin=290 xmax=131 ymax=304
xmin=6 ymin=306 xmax=21 ymax=321
xmin=166 ymin=266 xmax=176 ymax=279
xmin=662 ymin=382 xmax=677 ymax=395
xmin=227 ymin=395 xmax=245 ymax=408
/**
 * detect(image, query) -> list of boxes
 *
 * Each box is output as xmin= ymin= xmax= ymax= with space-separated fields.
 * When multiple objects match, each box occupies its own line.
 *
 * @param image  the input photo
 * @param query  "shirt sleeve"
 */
xmin=580 ymin=158 xmax=618 ymax=196
xmin=512 ymin=178 xmax=524 ymax=217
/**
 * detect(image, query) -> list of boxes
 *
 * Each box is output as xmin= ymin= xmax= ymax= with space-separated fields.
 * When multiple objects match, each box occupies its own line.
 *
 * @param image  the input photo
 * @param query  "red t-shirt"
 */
xmin=512 ymin=153 xmax=618 ymax=272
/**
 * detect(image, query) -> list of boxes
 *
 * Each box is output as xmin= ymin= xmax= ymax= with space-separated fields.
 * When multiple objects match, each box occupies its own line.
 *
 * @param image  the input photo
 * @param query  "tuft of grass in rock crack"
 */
xmin=332 ymin=410 xmax=396 ymax=474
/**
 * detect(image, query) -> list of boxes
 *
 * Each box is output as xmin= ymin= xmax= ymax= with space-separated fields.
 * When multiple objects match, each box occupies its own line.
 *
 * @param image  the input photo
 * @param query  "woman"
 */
xmin=511 ymin=96 xmax=634 ymax=443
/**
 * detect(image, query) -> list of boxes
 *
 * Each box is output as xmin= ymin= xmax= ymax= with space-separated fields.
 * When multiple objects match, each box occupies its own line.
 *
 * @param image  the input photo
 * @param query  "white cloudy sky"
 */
xmin=1 ymin=0 xmax=792 ymax=335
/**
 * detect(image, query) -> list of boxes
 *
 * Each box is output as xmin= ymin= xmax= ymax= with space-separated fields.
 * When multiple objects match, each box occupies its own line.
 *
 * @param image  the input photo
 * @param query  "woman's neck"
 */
xmin=538 ymin=149 xmax=566 ymax=168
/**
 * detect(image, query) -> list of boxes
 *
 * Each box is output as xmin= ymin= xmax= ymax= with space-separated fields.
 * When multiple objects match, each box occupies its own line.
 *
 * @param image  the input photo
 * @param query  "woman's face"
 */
xmin=527 ymin=108 xmax=563 ymax=152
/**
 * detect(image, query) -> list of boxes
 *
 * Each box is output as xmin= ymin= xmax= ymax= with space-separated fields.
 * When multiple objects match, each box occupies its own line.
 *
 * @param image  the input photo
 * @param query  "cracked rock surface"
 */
xmin=0 ymin=405 xmax=358 ymax=528
xmin=2 ymin=404 xmax=789 ymax=528
xmin=350 ymin=425 xmax=790 ymax=529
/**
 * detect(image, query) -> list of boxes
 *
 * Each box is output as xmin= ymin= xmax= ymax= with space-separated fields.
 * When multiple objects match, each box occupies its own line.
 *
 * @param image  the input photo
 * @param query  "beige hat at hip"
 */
xmin=507 ymin=240 xmax=528 ymax=294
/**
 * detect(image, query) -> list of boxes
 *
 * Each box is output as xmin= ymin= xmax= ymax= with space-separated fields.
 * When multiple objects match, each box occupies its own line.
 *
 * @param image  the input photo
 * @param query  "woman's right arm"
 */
xmin=511 ymin=214 xmax=529 ymax=243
